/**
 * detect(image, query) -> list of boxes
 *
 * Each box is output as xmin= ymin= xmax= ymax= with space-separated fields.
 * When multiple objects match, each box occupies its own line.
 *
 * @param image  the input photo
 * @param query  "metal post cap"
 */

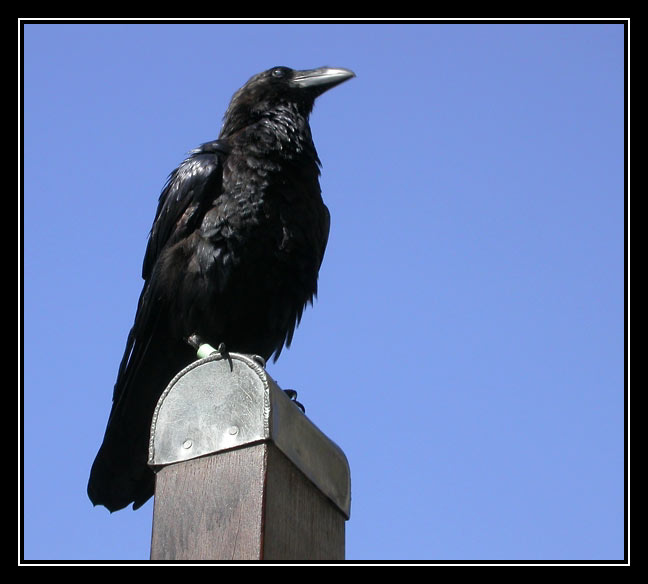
xmin=148 ymin=352 xmax=351 ymax=519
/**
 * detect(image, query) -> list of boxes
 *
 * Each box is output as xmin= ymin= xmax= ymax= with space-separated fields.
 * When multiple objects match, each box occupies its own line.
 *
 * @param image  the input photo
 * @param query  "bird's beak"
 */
xmin=290 ymin=67 xmax=356 ymax=95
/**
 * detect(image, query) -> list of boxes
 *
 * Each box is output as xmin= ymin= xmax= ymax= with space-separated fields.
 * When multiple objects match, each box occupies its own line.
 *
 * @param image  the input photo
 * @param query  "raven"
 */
xmin=87 ymin=66 xmax=355 ymax=512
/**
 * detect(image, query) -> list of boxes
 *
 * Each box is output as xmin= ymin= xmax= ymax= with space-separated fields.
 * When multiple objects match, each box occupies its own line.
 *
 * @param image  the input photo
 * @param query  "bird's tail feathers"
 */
xmin=88 ymin=321 xmax=192 ymax=511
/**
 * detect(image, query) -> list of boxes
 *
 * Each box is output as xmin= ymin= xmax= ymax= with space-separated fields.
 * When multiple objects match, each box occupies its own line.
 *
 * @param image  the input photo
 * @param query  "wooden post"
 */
xmin=148 ymin=352 xmax=350 ymax=561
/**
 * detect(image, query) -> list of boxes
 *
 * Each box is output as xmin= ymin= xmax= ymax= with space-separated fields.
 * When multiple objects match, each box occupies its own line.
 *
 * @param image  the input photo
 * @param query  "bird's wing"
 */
xmin=114 ymin=140 xmax=230 ymax=400
xmin=142 ymin=140 xmax=230 ymax=280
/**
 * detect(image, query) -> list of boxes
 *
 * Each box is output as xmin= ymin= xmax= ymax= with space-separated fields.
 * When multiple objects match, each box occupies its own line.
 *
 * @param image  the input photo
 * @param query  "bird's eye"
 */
xmin=272 ymin=68 xmax=286 ymax=78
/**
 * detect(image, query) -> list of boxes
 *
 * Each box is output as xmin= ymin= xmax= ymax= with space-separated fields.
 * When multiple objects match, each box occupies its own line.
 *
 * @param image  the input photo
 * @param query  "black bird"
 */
xmin=87 ymin=66 xmax=355 ymax=512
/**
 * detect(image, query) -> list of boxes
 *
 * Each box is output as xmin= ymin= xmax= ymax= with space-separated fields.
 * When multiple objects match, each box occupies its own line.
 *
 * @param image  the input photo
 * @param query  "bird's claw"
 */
xmin=217 ymin=342 xmax=233 ymax=372
xmin=186 ymin=335 xmax=233 ymax=371
xmin=252 ymin=354 xmax=266 ymax=368
xmin=284 ymin=389 xmax=305 ymax=413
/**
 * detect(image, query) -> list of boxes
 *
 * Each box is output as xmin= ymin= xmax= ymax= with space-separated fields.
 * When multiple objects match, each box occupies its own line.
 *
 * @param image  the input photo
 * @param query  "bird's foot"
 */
xmin=186 ymin=333 xmax=205 ymax=353
xmin=284 ymin=389 xmax=305 ymax=413
xmin=186 ymin=334 xmax=233 ymax=371
xmin=187 ymin=334 xmax=217 ymax=358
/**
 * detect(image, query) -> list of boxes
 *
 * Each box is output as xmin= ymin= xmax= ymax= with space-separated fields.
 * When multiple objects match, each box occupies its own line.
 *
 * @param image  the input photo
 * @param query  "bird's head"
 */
xmin=220 ymin=66 xmax=355 ymax=138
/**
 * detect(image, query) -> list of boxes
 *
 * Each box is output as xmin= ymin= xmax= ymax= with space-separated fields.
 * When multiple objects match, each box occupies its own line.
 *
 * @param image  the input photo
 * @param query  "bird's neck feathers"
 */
xmin=220 ymin=100 xmax=318 ymax=162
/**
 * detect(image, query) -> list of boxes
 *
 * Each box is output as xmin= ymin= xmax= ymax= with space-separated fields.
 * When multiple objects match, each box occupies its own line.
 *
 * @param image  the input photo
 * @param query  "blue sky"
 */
xmin=22 ymin=21 xmax=627 ymax=563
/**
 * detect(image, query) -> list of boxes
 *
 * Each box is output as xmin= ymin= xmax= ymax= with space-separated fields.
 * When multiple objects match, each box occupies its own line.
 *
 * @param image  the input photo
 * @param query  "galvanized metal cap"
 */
xmin=148 ymin=352 xmax=351 ymax=519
